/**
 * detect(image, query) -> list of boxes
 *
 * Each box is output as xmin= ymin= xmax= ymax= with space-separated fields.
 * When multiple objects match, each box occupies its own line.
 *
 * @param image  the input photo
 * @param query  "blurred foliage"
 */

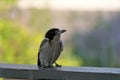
xmin=0 ymin=19 xmax=43 ymax=64
xmin=72 ymin=12 xmax=120 ymax=67
xmin=0 ymin=0 xmax=16 ymax=11
xmin=0 ymin=0 xmax=49 ymax=64
xmin=58 ymin=45 xmax=82 ymax=66
xmin=0 ymin=78 xmax=3 ymax=80
xmin=29 ymin=9 xmax=51 ymax=30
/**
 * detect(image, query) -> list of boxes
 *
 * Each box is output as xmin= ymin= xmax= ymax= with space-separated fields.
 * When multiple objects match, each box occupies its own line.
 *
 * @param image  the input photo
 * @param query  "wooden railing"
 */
xmin=0 ymin=64 xmax=120 ymax=80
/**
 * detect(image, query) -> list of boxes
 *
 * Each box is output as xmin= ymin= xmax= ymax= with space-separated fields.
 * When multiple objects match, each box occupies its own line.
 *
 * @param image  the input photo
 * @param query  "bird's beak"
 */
xmin=59 ymin=30 xmax=66 ymax=34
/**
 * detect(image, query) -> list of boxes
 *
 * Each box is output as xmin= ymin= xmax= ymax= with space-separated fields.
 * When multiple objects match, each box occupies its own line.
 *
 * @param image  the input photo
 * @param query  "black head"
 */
xmin=45 ymin=28 xmax=59 ymax=40
xmin=45 ymin=28 xmax=66 ymax=41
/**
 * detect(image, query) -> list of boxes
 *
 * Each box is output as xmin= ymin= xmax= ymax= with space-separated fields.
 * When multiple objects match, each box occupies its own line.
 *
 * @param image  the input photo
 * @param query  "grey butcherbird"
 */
xmin=37 ymin=28 xmax=66 ymax=68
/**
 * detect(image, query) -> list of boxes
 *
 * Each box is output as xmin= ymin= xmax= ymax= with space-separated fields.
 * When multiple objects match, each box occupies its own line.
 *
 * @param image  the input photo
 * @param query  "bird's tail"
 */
xmin=37 ymin=52 xmax=41 ymax=67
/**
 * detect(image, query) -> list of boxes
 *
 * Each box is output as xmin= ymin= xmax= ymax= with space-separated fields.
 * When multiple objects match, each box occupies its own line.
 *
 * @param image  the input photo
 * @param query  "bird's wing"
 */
xmin=51 ymin=41 xmax=63 ymax=64
xmin=37 ymin=38 xmax=48 ymax=66
xmin=40 ymin=38 xmax=49 ymax=51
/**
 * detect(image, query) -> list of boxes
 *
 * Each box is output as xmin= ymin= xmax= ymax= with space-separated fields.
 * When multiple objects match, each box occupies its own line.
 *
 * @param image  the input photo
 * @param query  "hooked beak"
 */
xmin=59 ymin=30 xmax=66 ymax=34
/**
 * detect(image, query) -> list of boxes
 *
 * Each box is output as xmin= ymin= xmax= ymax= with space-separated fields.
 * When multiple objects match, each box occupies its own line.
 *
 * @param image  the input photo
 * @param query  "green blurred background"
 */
xmin=0 ymin=0 xmax=120 ymax=69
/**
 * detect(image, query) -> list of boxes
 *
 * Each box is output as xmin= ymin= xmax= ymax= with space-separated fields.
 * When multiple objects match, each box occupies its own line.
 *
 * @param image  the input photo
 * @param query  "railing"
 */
xmin=0 ymin=64 xmax=120 ymax=80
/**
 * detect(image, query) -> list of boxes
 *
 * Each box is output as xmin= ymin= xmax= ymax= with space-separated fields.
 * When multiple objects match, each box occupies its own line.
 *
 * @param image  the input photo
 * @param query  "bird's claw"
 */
xmin=38 ymin=65 xmax=54 ymax=69
xmin=55 ymin=63 xmax=62 ymax=67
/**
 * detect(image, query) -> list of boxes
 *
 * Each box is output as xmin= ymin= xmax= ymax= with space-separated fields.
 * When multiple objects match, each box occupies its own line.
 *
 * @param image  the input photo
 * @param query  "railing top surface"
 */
xmin=0 ymin=64 xmax=120 ymax=74
xmin=0 ymin=64 xmax=120 ymax=80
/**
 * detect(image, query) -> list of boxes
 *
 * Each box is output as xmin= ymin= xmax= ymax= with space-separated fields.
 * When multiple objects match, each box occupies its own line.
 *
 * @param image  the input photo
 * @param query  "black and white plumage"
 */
xmin=37 ymin=28 xmax=66 ymax=68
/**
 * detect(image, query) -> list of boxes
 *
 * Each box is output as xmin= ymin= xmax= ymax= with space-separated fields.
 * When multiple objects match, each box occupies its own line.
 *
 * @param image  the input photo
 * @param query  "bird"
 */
xmin=37 ymin=28 xmax=66 ymax=68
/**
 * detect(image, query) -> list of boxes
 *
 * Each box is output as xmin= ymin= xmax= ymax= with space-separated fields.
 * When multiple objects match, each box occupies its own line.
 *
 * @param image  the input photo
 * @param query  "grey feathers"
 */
xmin=38 ymin=38 xmax=63 ymax=67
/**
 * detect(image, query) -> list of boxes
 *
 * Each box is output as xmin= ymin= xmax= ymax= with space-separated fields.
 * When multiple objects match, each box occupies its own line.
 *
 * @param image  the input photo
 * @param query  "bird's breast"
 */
xmin=42 ymin=41 xmax=61 ymax=54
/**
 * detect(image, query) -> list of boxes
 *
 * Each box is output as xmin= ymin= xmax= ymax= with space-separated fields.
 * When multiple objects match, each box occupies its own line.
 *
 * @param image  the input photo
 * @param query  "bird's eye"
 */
xmin=56 ymin=30 xmax=59 ymax=33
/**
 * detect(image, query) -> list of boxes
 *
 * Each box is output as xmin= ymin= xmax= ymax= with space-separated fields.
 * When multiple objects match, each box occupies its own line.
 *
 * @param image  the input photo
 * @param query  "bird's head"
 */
xmin=45 ymin=28 xmax=66 ymax=41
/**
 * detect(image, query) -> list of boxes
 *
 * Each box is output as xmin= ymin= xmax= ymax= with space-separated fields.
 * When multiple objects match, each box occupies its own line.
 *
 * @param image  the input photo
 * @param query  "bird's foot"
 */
xmin=38 ymin=65 xmax=54 ymax=69
xmin=55 ymin=63 xmax=62 ymax=67
xmin=42 ymin=65 xmax=54 ymax=68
